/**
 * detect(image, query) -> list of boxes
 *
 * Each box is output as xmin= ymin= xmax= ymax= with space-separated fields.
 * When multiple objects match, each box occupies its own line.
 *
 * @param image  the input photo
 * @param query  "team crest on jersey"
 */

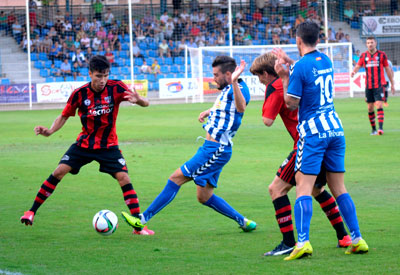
xmin=104 ymin=96 xmax=111 ymax=103
xmin=118 ymin=158 xmax=126 ymax=166
xmin=312 ymin=67 xmax=318 ymax=77
xmin=61 ymin=154 xmax=70 ymax=161
xmin=84 ymin=99 xmax=91 ymax=106
xmin=365 ymin=57 xmax=369 ymax=61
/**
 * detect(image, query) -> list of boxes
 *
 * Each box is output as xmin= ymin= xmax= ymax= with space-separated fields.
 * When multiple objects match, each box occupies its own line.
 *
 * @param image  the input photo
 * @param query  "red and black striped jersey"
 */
xmin=262 ymin=77 xmax=299 ymax=149
xmin=357 ymin=50 xmax=389 ymax=89
xmin=61 ymin=79 xmax=129 ymax=149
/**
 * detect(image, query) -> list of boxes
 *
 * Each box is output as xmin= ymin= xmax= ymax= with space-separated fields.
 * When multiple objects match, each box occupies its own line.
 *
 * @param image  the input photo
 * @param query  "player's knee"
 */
xmin=115 ymin=172 xmax=130 ymax=186
xmin=197 ymin=193 xmax=208 ymax=204
xmin=312 ymin=186 xmax=324 ymax=197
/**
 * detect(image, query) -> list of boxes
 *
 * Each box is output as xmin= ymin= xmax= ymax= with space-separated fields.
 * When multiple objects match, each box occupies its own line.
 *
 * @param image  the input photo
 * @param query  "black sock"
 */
xmin=273 ymin=195 xmax=296 ymax=247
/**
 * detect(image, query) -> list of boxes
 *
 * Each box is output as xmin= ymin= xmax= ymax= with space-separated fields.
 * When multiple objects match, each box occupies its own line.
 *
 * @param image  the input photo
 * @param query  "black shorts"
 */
xmin=59 ymin=143 xmax=128 ymax=177
xmin=365 ymin=87 xmax=384 ymax=103
xmin=276 ymin=149 xmax=327 ymax=188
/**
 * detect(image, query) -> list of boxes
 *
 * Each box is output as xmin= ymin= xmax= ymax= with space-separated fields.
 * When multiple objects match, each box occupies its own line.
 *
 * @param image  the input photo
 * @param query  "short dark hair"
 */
xmin=212 ymin=56 xmax=237 ymax=73
xmin=366 ymin=36 xmax=376 ymax=41
xmin=89 ymin=55 xmax=110 ymax=73
xmin=296 ymin=21 xmax=320 ymax=46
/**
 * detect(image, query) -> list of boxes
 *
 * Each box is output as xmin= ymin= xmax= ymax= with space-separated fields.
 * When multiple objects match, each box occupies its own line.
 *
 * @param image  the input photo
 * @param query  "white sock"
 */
xmin=139 ymin=213 xmax=147 ymax=225
xmin=352 ymin=237 xmax=361 ymax=245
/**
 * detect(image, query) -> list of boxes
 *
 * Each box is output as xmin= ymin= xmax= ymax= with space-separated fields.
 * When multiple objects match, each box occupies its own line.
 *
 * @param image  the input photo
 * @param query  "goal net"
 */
xmin=187 ymin=42 xmax=353 ymax=103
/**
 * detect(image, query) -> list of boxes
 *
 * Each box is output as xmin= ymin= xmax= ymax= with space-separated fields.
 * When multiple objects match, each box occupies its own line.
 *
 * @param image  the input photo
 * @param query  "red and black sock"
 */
xmin=377 ymin=108 xmax=384 ymax=130
xmin=368 ymin=111 xmax=376 ymax=131
xmin=30 ymin=174 xmax=60 ymax=213
xmin=273 ymin=195 xmax=295 ymax=247
xmin=315 ymin=190 xmax=348 ymax=240
xmin=122 ymin=183 xmax=140 ymax=218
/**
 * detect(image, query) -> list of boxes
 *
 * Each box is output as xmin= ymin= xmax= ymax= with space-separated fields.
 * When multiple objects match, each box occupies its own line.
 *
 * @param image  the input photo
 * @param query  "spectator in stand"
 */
xmin=80 ymin=33 xmax=91 ymax=50
xmin=335 ymin=28 xmax=344 ymax=42
xmin=64 ymin=36 xmax=73 ymax=51
xmin=0 ymin=11 xmax=7 ymax=36
xmin=49 ymin=41 xmax=62 ymax=62
xmin=140 ymin=60 xmax=151 ymax=74
xmin=105 ymin=47 xmax=118 ymax=67
xmin=92 ymin=34 xmax=102 ymax=51
xmin=150 ymin=59 xmax=161 ymax=79
xmin=160 ymin=11 xmax=170 ymax=24
xmin=48 ymin=26 xmax=58 ymax=43
xmin=253 ymin=8 xmax=263 ymax=23
xmin=180 ymin=9 xmax=190 ymax=22
xmin=75 ymin=12 xmax=85 ymax=28
xmin=159 ymin=39 xmax=170 ymax=57
xmin=32 ymin=34 xmax=41 ymax=53
xmin=50 ymin=63 xmax=61 ymax=77
xmin=319 ymin=27 xmax=326 ymax=43
xmin=71 ymin=48 xmax=87 ymax=68
xmin=104 ymin=8 xmax=114 ymax=29
xmin=96 ymin=26 xmax=107 ymax=41
xmin=86 ymin=47 xmax=94 ymax=61
xmin=175 ymin=37 xmax=187 ymax=56
xmin=82 ymin=17 xmax=92 ymax=32
xmin=92 ymin=18 xmax=101 ymax=32
xmin=131 ymin=40 xmax=144 ymax=60
xmin=7 ymin=11 xmax=16 ymax=36
xmin=72 ymin=62 xmax=81 ymax=80
xmin=20 ymin=34 xmax=32 ymax=52
xmin=41 ymin=35 xmax=53 ymax=54
xmin=190 ymin=10 xmax=200 ymax=24
xmin=243 ymin=29 xmax=252 ymax=45
xmin=327 ymin=28 xmax=336 ymax=42
xmin=216 ymin=32 xmax=225 ymax=46
xmin=63 ymin=20 xmax=73 ymax=36
xmin=188 ymin=37 xmax=198 ymax=48
xmin=168 ymin=40 xmax=178 ymax=57
xmin=60 ymin=58 xmax=72 ymax=80
xmin=344 ymin=3 xmax=355 ymax=24
xmin=93 ymin=0 xmax=103 ymax=21
xmin=341 ymin=33 xmax=351 ymax=43
xmin=352 ymin=49 xmax=360 ymax=66
xmin=272 ymin=32 xmax=280 ymax=45
xmin=108 ymin=30 xmax=121 ymax=51
xmin=295 ymin=13 xmax=305 ymax=28
xmin=12 ymin=19 xmax=22 ymax=45
xmin=58 ymin=42 xmax=70 ymax=61
xmin=72 ymin=36 xmax=81 ymax=52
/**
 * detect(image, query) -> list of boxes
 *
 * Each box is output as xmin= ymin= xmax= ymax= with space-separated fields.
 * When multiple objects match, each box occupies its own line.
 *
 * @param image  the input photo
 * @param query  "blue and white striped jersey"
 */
xmin=203 ymin=79 xmax=250 ymax=145
xmin=287 ymin=50 xmax=343 ymax=138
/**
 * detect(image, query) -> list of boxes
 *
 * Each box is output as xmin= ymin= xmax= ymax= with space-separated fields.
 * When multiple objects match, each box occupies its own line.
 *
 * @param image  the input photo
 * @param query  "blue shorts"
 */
xmin=181 ymin=140 xmax=232 ymax=188
xmin=295 ymin=130 xmax=346 ymax=175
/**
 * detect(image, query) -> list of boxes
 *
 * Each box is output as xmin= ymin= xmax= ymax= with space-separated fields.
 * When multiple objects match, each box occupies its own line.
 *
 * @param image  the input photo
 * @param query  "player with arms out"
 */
xmin=351 ymin=37 xmax=395 ymax=135
xmin=250 ymin=53 xmax=351 ymax=257
xmin=20 ymin=55 xmax=154 ymax=235
xmin=121 ymin=56 xmax=257 ymax=233
xmin=274 ymin=21 xmax=368 ymax=260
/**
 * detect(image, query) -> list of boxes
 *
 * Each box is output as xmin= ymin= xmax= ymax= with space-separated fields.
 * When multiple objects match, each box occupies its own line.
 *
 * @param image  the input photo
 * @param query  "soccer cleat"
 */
xmin=370 ymin=130 xmax=378 ymax=136
xmin=284 ymin=241 xmax=313 ymax=261
xmin=121 ymin=211 xmax=144 ymax=230
xmin=133 ymin=226 xmax=155 ymax=235
xmin=20 ymin=210 xmax=35 ymax=226
xmin=241 ymin=219 xmax=257 ymax=232
xmin=263 ymin=241 xmax=294 ymax=256
xmin=378 ymin=129 xmax=384 ymax=135
xmin=345 ymin=238 xmax=369 ymax=254
xmin=337 ymin=235 xmax=352 ymax=248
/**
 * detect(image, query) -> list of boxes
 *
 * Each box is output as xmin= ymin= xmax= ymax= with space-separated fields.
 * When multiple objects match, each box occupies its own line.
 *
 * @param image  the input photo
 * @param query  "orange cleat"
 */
xmin=338 ymin=235 xmax=352 ymax=247
xmin=20 ymin=210 xmax=35 ymax=226
xmin=133 ymin=226 xmax=155 ymax=235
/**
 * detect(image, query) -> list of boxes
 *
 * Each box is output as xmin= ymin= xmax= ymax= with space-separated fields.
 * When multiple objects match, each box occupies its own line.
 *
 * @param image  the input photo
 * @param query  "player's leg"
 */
xmin=383 ymin=84 xmax=389 ymax=106
xmin=264 ymin=176 xmax=295 ymax=256
xmin=138 ymin=168 xmax=189 ymax=225
xmin=312 ymin=166 xmax=351 ymax=247
xmin=326 ymin=172 xmax=368 ymax=254
xmin=366 ymin=89 xmax=377 ymax=135
xmin=199 ymin=183 xmax=256 ymax=232
xmin=375 ymin=88 xmax=385 ymax=134
xmin=20 ymin=163 xmax=71 ymax=226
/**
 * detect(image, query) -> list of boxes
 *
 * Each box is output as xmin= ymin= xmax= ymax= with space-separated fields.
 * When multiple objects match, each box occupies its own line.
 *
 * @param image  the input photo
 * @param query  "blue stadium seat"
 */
xmin=147 ymin=74 xmax=156 ymax=82
xmin=119 ymin=51 xmax=128 ymax=59
xmin=134 ymin=66 xmax=140 ymax=74
xmin=350 ymin=21 xmax=360 ymax=29
xmin=165 ymin=57 xmax=173 ymax=65
xmin=40 ymin=69 xmax=49 ymax=77
xmin=136 ymin=74 xmax=145 ymax=80
xmin=121 ymin=43 xmax=129 ymax=51
xmin=156 ymin=57 xmax=165 ymax=65
xmin=66 ymin=76 xmax=74 ymax=82
xmin=121 ymin=67 xmax=130 ymax=75
xmin=39 ymin=52 xmax=48 ymax=61
xmin=111 ymin=67 xmax=119 ymax=75
xmin=116 ymin=58 xmax=125 ymax=67
xmin=145 ymin=57 xmax=154 ymax=65
xmin=149 ymin=42 xmax=158 ymax=50
xmin=76 ymin=76 xmax=85 ymax=81
xmin=54 ymin=60 xmax=62 ymax=68
xmin=149 ymin=50 xmax=157 ymax=58
xmin=55 ymin=76 xmax=64 ymax=82
xmin=34 ymin=61 xmax=44 ymax=69
xmin=160 ymin=66 xmax=169 ymax=74
xmin=139 ymin=42 xmax=147 ymax=50
xmin=125 ymin=59 xmax=131 ymax=66
xmin=152 ymin=82 xmax=159 ymax=91
xmin=44 ymin=60 xmax=53 ymax=68
xmin=176 ymin=73 xmax=185 ymax=78
xmin=1 ymin=78 xmax=10 ymax=85
xmin=178 ymin=65 xmax=185 ymax=73
xmin=134 ymin=58 xmax=143 ymax=66
xmin=31 ymin=53 xmax=38 ymax=61
xmin=166 ymin=73 xmax=175 ymax=78
xmin=174 ymin=57 xmax=184 ymax=65
xmin=45 ymin=77 xmax=55 ymax=82
xmin=80 ymin=67 xmax=89 ymax=76
xmin=171 ymin=65 xmax=179 ymax=73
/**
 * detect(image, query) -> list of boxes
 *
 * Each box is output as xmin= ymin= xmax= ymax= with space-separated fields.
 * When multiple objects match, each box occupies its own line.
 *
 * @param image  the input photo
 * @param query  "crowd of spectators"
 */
xmin=0 ymin=0 xmax=397 ymax=82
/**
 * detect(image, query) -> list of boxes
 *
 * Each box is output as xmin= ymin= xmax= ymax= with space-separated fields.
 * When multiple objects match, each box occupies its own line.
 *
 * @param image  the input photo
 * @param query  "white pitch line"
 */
xmin=0 ymin=270 xmax=25 ymax=275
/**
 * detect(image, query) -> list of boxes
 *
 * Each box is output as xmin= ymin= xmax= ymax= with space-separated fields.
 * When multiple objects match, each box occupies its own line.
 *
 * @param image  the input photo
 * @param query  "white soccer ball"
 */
xmin=92 ymin=210 xmax=118 ymax=236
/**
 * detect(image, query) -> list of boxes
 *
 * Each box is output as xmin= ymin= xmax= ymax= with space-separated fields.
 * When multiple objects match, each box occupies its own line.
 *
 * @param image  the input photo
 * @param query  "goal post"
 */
xmin=186 ymin=42 xmax=353 ymax=103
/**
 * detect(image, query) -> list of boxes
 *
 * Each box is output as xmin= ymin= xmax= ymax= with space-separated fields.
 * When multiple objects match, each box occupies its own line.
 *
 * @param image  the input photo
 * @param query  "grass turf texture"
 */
xmin=0 ymin=97 xmax=399 ymax=274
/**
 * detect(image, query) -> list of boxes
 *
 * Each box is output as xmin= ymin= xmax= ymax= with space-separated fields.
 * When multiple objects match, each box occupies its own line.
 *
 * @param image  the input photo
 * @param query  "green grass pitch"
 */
xmin=0 ymin=97 xmax=399 ymax=274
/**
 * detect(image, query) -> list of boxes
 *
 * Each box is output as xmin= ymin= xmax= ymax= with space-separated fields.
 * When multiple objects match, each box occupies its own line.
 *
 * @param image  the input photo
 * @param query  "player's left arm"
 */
xmin=231 ymin=60 xmax=247 ymax=113
xmin=274 ymin=59 xmax=299 ymax=111
xmin=124 ymin=89 xmax=149 ymax=107
xmin=384 ymin=66 xmax=396 ymax=95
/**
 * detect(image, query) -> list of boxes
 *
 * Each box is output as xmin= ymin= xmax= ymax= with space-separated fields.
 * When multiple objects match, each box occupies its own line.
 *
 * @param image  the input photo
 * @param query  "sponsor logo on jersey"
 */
xmin=88 ymin=107 xmax=113 ymax=116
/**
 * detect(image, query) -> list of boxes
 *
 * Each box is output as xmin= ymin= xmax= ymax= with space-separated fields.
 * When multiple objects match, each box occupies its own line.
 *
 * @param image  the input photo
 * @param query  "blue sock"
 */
xmin=203 ymin=194 xmax=245 ymax=226
xmin=336 ymin=193 xmax=361 ymax=240
xmin=142 ymin=179 xmax=180 ymax=222
xmin=294 ymin=196 xmax=313 ymax=243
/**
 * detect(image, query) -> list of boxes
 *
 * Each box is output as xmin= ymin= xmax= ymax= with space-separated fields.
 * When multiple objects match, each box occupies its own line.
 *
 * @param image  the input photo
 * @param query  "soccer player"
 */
xmin=121 ymin=56 xmax=257 ymax=233
xmin=274 ymin=21 xmax=369 ymax=260
xmin=351 ymin=37 xmax=395 ymax=135
xmin=20 ymin=55 xmax=154 ymax=235
xmin=250 ymin=53 xmax=351 ymax=257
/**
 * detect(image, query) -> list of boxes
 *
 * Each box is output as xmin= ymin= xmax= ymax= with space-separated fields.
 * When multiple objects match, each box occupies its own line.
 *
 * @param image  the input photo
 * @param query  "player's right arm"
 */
xmin=351 ymin=53 xmax=364 ymax=77
xmin=34 ymin=115 xmax=69 ymax=137
xmin=198 ymin=109 xmax=211 ymax=123
xmin=351 ymin=64 xmax=361 ymax=77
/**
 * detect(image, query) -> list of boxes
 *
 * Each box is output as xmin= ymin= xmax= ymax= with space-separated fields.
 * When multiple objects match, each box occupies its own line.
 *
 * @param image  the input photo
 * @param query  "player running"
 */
xmin=274 ymin=21 xmax=368 ymax=260
xmin=20 ymin=55 xmax=154 ymax=235
xmin=351 ymin=37 xmax=395 ymax=135
xmin=121 ymin=56 xmax=257 ymax=233
xmin=250 ymin=52 xmax=351 ymax=257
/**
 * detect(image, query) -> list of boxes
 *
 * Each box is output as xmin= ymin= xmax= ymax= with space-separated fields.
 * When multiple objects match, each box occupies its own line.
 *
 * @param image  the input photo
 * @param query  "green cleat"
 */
xmin=241 ymin=219 xmax=257 ymax=232
xmin=121 ymin=211 xmax=144 ymax=229
xmin=345 ymin=238 xmax=369 ymax=255
xmin=284 ymin=241 xmax=313 ymax=261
